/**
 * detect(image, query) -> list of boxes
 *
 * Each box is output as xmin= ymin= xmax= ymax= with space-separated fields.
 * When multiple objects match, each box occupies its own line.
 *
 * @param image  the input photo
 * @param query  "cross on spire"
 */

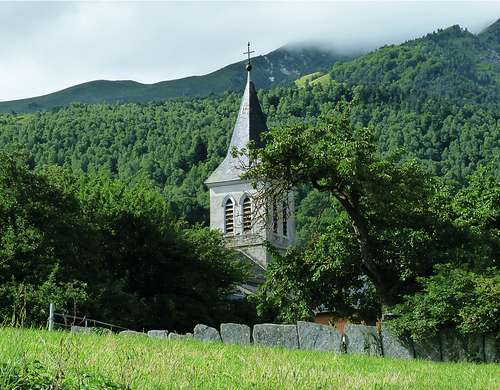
xmin=243 ymin=42 xmax=254 ymax=71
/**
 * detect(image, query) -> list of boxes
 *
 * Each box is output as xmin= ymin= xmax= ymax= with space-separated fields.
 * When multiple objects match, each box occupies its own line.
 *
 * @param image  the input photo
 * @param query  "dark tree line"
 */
xmin=0 ymin=152 xmax=249 ymax=331
xmin=0 ymin=23 xmax=497 ymax=332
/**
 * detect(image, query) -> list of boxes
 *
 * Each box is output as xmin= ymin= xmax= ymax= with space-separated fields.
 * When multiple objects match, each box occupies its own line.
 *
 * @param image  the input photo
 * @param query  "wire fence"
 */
xmin=47 ymin=303 xmax=129 ymax=333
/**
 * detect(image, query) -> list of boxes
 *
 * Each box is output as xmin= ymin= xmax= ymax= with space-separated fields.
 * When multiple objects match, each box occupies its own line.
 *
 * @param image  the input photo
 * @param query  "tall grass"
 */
xmin=0 ymin=327 xmax=498 ymax=389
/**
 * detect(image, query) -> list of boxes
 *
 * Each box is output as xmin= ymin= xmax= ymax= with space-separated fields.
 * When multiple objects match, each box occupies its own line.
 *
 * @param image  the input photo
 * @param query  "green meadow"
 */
xmin=0 ymin=328 xmax=498 ymax=389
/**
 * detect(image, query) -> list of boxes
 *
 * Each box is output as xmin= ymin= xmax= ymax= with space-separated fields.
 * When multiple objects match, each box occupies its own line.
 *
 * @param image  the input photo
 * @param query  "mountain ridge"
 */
xmin=0 ymin=21 xmax=497 ymax=223
xmin=0 ymin=46 xmax=350 ymax=113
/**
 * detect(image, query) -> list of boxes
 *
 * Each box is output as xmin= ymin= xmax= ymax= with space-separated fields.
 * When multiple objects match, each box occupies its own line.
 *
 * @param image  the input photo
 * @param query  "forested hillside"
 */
xmin=0 ymin=46 xmax=346 ymax=114
xmin=0 ymin=22 xmax=498 ymax=227
xmin=0 ymin=21 xmax=499 ymax=333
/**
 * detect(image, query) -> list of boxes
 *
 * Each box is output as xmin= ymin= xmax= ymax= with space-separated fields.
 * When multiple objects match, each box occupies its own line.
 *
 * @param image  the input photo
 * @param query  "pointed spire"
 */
xmin=205 ymin=44 xmax=268 ymax=186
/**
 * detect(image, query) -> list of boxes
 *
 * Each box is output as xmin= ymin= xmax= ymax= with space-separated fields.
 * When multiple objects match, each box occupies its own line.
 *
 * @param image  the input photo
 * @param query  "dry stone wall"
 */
xmin=130 ymin=322 xmax=498 ymax=363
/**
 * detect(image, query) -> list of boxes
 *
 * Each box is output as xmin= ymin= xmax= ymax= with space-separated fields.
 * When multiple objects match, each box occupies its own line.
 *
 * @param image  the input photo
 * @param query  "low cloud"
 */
xmin=1 ymin=1 xmax=499 ymax=101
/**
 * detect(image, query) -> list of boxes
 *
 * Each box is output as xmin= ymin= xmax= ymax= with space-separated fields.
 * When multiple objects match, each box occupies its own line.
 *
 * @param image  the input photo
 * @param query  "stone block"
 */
xmin=440 ymin=329 xmax=484 ymax=362
xmin=92 ymin=327 xmax=113 ymax=335
xmin=296 ymin=321 xmax=341 ymax=353
xmin=413 ymin=336 xmax=441 ymax=361
xmin=71 ymin=325 xmax=91 ymax=334
xmin=344 ymin=324 xmax=382 ymax=356
xmin=168 ymin=332 xmax=192 ymax=340
xmin=71 ymin=326 xmax=112 ymax=335
xmin=118 ymin=330 xmax=146 ymax=337
xmin=380 ymin=326 xmax=414 ymax=359
xmin=148 ymin=330 xmax=169 ymax=339
xmin=194 ymin=324 xmax=221 ymax=342
xmin=484 ymin=335 xmax=499 ymax=363
xmin=253 ymin=323 xmax=299 ymax=349
xmin=220 ymin=323 xmax=251 ymax=345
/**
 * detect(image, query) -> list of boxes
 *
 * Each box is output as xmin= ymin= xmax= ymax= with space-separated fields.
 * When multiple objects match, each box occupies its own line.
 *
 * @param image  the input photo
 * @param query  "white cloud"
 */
xmin=0 ymin=1 xmax=498 ymax=101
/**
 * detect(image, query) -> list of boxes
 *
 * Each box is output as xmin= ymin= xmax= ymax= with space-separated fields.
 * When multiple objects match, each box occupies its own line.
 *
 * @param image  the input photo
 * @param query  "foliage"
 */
xmin=1 ymin=328 xmax=499 ymax=389
xmin=0 ymin=152 xmax=246 ymax=330
xmin=389 ymin=165 xmax=499 ymax=339
xmin=252 ymin=213 xmax=379 ymax=323
xmin=0 ymin=23 xmax=498 ymax=228
xmin=390 ymin=265 xmax=500 ymax=340
xmin=244 ymin=104 xmax=459 ymax=308
xmin=0 ymin=268 xmax=88 ymax=327
xmin=0 ymin=22 xmax=497 ymax=328
xmin=245 ymin=99 xmax=498 ymax=320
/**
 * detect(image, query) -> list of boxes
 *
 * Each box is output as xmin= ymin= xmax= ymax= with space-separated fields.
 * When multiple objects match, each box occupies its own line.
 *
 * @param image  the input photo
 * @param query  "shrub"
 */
xmin=389 ymin=264 xmax=500 ymax=340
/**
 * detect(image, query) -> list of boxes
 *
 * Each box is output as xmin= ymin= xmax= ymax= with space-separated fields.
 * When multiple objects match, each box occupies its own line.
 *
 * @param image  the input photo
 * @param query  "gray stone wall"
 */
xmin=135 ymin=322 xmax=497 ymax=363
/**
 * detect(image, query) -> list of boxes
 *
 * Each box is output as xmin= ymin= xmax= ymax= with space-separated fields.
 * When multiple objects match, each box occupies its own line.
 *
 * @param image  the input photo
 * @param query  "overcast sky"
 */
xmin=1 ymin=1 xmax=499 ymax=102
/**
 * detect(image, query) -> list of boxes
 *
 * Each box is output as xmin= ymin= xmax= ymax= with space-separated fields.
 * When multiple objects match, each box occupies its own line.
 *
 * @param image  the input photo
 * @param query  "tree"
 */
xmin=0 ymin=151 xmax=248 ymax=330
xmin=389 ymin=165 xmax=499 ymax=339
xmin=244 ymin=101 xmax=458 ymax=310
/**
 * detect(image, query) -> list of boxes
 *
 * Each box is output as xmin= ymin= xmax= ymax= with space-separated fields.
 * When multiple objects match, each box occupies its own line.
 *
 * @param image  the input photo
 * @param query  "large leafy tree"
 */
xmin=244 ymin=101 xmax=461 ymax=310
xmin=390 ymin=166 xmax=499 ymax=339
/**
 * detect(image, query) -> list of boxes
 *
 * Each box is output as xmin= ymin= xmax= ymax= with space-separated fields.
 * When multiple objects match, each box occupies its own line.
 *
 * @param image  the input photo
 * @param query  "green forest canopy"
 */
xmin=0 ymin=23 xmax=498 ymax=331
xmin=0 ymin=23 xmax=498 ymax=224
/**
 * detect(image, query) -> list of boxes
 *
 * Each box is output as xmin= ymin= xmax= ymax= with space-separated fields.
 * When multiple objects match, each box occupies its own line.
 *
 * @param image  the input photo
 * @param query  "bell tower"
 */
xmin=205 ymin=43 xmax=295 ymax=274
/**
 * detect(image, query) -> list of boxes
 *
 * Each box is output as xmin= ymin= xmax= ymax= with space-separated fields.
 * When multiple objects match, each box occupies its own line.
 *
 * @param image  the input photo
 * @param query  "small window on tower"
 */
xmin=282 ymin=201 xmax=288 ymax=237
xmin=272 ymin=198 xmax=278 ymax=234
xmin=225 ymin=199 xmax=234 ymax=234
xmin=243 ymin=196 xmax=252 ymax=232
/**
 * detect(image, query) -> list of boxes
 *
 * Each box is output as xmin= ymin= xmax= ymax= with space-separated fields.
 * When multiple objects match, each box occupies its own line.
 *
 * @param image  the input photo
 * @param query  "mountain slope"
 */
xmin=298 ymin=21 xmax=500 ymax=107
xmin=0 ymin=46 xmax=349 ymax=113
xmin=0 ymin=22 xmax=497 ymax=224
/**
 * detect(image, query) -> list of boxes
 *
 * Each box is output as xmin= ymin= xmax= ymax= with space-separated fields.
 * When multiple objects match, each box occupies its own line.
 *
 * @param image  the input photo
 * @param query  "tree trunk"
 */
xmin=335 ymin=194 xmax=398 ymax=308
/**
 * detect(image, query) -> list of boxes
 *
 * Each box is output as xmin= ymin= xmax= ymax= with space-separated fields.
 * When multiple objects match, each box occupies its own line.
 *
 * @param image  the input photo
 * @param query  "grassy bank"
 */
xmin=0 ymin=327 xmax=498 ymax=389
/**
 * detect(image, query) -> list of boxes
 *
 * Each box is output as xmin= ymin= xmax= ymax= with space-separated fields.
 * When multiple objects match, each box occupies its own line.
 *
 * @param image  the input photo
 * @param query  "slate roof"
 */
xmin=205 ymin=71 xmax=268 ymax=186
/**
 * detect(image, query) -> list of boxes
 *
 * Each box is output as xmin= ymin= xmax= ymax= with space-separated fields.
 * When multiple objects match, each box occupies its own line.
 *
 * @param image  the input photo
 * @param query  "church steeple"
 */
xmin=205 ymin=44 xmax=295 ymax=272
xmin=205 ymin=43 xmax=268 ymax=185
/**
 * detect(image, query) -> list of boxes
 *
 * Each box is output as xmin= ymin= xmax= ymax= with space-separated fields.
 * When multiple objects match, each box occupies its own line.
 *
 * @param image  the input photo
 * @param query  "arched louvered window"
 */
xmin=243 ymin=196 xmax=252 ymax=232
xmin=225 ymin=198 xmax=234 ymax=234
xmin=282 ymin=201 xmax=288 ymax=237
xmin=272 ymin=198 xmax=278 ymax=234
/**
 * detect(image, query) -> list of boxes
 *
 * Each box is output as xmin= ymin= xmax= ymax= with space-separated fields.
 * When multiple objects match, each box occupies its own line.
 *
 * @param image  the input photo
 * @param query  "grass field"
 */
xmin=0 ymin=327 xmax=498 ymax=389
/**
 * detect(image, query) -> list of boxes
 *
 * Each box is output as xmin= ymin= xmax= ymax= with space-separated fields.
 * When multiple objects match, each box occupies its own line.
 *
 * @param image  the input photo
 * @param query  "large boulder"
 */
xmin=380 ymin=326 xmax=414 ymax=359
xmin=253 ymin=324 xmax=299 ymax=349
xmin=344 ymin=324 xmax=382 ymax=356
xmin=440 ymin=329 xmax=484 ymax=362
xmin=220 ymin=323 xmax=251 ymax=345
xmin=484 ymin=335 xmax=499 ymax=363
xmin=194 ymin=324 xmax=221 ymax=342
xmin=413 ymin=336 xmax=441 ymax=361
xmin=148 ymin=330 xmax=169 ymax=339
xmin=297 ymin=321 xmax=341 ymax=353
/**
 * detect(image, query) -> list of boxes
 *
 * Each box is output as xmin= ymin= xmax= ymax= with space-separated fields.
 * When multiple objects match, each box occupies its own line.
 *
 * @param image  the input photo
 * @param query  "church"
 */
xmin=205 ymin=45 xmax=295 ymax=291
